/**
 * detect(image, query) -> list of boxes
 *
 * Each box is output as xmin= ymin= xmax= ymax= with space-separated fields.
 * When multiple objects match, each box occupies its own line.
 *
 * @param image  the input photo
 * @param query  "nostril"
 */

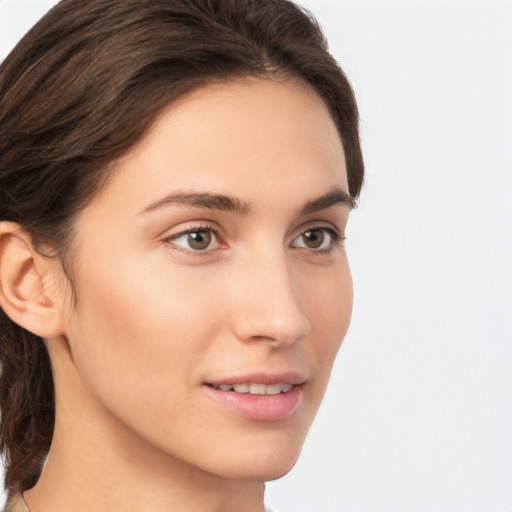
xmin=231 ymin=307 xmax=310 ymax=347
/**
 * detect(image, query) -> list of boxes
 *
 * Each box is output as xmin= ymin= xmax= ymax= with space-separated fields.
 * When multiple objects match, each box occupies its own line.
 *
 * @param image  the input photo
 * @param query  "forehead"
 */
xmin=84 ymin=78 xmax=348 ymax=216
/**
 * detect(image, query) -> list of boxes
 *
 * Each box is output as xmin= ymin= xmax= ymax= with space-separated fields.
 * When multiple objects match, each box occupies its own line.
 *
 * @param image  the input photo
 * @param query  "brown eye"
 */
xmin=187 ymin=230 xmax=212 ymax=250
xmin=168 ymin=228 xmax=219 ymax=252
xmin=301 ymin=229 xmax=325 ymax=249
xmin=291 ymin=227 xmax=341 ymax=251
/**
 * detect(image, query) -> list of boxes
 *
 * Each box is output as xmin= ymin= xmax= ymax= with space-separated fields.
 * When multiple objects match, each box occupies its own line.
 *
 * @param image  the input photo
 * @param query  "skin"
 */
xmin=20 ymin=78 xmax=353 ymax=512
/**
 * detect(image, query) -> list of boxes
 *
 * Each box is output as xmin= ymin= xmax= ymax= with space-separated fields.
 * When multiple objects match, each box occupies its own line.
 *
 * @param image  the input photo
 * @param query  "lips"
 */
xmin=203 ymin=373 xmax=305 ymax=421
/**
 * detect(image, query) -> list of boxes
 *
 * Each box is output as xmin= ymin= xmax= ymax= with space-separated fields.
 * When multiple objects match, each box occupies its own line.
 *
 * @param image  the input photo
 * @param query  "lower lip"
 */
xmin=203 ymin=385 xmax=303 ymax=422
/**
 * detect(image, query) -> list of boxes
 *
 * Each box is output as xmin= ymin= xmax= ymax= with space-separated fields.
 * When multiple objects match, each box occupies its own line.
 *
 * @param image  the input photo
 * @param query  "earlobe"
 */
xmin=0 ymin=221 xmax=64 ymax=338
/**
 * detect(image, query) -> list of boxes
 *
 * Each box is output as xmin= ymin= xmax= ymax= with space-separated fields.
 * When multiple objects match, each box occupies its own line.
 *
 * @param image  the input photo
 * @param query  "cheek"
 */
xmin=295 ymin=259 xmax=352 ymax=412
xmin=306 ymin=260 xmax=353 ymax=356
xmin=64 ymin=253 xmax=219 ymax=415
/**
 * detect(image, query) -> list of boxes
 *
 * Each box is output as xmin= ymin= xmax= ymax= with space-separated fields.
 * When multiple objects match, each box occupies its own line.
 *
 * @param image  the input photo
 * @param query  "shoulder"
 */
xmin=2 ymin=494 xmax=30 ymax=512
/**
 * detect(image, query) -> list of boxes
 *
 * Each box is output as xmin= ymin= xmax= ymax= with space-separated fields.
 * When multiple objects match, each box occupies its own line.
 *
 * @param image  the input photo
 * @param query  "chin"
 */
xmin=222 ymin=454 xmax=300 ymax=483
xmin=209 ymin=429 xmax=306 ymax=482
xmin=259 ymin=456 xmax=300 ymax=482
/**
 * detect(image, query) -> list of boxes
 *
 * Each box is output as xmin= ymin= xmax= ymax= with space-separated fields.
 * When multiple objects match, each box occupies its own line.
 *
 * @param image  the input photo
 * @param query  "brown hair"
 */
xmin=0 ymin=0 xmax=364 ymax=494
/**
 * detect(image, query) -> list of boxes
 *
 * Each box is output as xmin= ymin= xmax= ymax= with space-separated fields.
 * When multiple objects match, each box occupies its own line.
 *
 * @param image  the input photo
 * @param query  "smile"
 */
xmin=204 ymin=381 xmax=304 ymax=421
xmin=210 ymin=383 xmax=293 ymax=395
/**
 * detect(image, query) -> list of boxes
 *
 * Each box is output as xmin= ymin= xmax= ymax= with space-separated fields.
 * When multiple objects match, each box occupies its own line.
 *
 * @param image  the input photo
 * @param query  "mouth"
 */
xmin=203 ymin=375 xmax=305 ymax=421
xmin=207 ymin=383 xmax=293 ymax=395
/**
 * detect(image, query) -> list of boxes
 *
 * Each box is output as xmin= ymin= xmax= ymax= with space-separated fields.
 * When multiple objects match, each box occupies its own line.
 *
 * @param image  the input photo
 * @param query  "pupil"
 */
xmin=304 ymin=229 xmax=324 ymax=249
xmin=188 ymin=230 xmax=211 ymax=250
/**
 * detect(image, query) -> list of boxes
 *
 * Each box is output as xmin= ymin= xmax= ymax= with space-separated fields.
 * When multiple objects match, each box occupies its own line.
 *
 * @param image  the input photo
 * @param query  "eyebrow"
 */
xmin=299 ymin=188 xmax=356 ymax=214
xmin=142 ymin=191 xmax=251 ymax=215
xmin=141 ymin=187 xmax=355 ymax=216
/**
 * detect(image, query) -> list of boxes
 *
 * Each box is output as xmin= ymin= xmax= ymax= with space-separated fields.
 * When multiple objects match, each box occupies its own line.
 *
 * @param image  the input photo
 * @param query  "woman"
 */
xmin=0 ymin=1 xmax=364 ymax=511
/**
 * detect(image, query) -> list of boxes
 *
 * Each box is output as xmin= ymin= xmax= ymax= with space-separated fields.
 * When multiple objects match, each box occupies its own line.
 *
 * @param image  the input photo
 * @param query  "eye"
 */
xmin=291 ymin=227 xmax=342 ymax=251
xmin=165 ymin=227 xmax=220 ymax=252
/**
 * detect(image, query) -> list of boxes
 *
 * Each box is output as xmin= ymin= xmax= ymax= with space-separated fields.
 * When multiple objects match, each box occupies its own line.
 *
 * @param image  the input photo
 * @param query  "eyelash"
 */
xmin=294 ymin=227 xmax=346 ymax=255
xmin=162 ymin=223 xmax=222 ymax=256
xmin=162 ymin=223 xmax=345 ymax=256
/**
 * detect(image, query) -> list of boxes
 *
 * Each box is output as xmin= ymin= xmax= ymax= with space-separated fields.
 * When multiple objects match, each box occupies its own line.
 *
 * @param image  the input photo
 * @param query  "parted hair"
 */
xmin=0 ymin=0 xmax=364 ymax=494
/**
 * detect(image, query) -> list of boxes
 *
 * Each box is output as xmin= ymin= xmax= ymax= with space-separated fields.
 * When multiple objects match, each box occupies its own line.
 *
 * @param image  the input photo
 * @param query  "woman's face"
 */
xmin=54 ymin=78 xmax=353 ymax=481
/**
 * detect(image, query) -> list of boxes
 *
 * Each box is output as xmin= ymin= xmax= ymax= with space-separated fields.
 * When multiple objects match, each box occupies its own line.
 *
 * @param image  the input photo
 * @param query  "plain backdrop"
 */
xmin=1 ymin=1 xmax=511 ymax=511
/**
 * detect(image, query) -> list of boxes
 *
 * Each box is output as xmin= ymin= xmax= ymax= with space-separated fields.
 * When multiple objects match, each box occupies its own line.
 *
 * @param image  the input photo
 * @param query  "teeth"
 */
xmin=265 ymin=384 xmax=282 ymax=395
xmin=249 ymin=383 xmax=266 ymax=395
xmin=266 ymin=383 xmax=292 ymax=395
xmin=214 ymin=383 xmax=293 ymax=395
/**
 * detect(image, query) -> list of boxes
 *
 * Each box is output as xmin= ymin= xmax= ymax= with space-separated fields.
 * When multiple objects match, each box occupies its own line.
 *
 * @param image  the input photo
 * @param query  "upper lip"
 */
xmin=205 ymin=372 xmax=307 ymax=387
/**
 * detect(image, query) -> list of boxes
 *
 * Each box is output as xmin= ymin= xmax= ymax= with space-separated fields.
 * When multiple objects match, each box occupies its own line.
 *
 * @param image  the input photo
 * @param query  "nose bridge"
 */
xmin=229 ymin=246 xmax=311 ymax=345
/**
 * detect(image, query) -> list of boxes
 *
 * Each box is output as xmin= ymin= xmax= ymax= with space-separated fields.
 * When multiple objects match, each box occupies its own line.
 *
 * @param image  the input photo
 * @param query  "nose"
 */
xmin=228 ymin=252 xmax=311 ymax=347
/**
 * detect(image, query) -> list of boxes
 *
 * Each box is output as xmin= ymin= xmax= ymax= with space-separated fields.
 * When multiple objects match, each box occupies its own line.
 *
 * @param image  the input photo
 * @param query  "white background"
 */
xmin=1 ymin=1 xmax=511 ymax=511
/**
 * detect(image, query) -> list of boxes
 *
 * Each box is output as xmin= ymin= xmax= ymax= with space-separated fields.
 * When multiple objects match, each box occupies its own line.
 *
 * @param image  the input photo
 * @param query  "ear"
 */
xmin=0 ymin=221 xmax=65 ymax=338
